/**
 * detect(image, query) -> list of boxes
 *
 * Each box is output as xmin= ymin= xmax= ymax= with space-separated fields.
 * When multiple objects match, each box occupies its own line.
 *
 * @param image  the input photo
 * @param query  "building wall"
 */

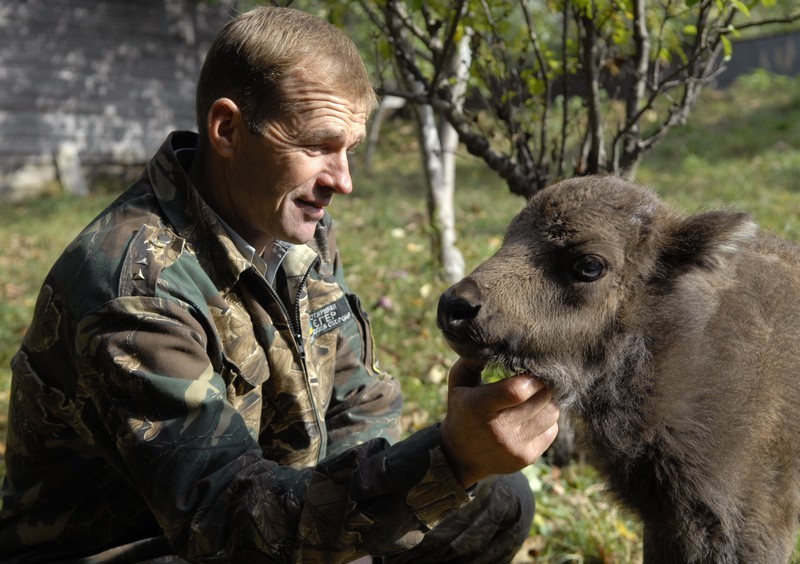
xmin=718 ymin=30 xmax=800 ymax=87
xmin=0 ymin=0 xmax=235 ymax=199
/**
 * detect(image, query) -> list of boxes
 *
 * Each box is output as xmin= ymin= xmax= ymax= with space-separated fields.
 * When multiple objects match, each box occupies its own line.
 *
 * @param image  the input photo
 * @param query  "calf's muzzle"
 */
xmin=437 ymin=278 xmax=485 ymax=354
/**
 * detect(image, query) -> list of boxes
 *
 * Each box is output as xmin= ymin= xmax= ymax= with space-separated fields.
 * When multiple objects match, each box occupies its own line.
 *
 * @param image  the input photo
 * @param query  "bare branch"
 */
xmin=475 ymin=0 xmax=536 ymax=185
xmin=612 ymin=0 xmax=742 ymax=171
xmin=386 ymin=0 xmax=436 ymax=53
xmin=429 ymin=0 xmax=467 ymax=91
xmin=557 ymin=0 xmax=570 ymax=178
xmin=578 ymin=11 xmax=607 ymax=173
xmin=517 ymin=0 xmax=551 ymax=168
xmin=724 ymin=11 xmax=800 ymax=32
xmin=383 ymin=0 xmax=432 ymax=89
xmin=408 ymin=90 xmax=532 ymax=197
xmin=612 ymin=0 xmax=650 ymax=175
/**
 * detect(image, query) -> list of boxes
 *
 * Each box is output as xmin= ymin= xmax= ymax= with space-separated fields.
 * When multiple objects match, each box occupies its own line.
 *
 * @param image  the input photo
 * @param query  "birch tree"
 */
xmin=399 ymin=31 xmax=472 ymax=283
xmin=362 ymin=3 xmax=473 ymax=282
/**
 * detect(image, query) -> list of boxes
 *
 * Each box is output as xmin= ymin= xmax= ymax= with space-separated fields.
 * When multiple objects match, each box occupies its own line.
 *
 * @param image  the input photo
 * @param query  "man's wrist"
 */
xmin=386 ymin=424 xmax=472 ymax=528
xmin=439 ymin=419 xmax=480 ymax=488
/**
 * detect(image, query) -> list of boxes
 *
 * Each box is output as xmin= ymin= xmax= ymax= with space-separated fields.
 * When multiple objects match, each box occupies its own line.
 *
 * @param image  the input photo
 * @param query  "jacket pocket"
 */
xmin=346 ymin=293 xmax=380 ymax=374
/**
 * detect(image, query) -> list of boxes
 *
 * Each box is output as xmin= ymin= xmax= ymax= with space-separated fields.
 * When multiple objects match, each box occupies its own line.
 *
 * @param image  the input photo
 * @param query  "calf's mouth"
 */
xmin=438 ymin=283 xmax=571 ymax=399
xmin=438 ymin=282 xmax=544 ymax=380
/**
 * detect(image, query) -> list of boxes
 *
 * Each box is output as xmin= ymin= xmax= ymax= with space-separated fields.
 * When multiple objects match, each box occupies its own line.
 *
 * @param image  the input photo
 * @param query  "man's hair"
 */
xmin=195 ymin=6 xmax=376 ymax=145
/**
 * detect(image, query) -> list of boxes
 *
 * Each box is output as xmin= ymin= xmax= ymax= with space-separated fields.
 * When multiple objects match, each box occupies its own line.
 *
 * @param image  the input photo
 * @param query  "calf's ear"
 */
xmin=659 ymin=210 xmax=757 ymax=273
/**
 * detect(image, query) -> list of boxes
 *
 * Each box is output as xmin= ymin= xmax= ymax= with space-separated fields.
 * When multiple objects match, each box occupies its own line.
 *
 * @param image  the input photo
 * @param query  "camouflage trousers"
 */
xmin=383 ymin=471 xmax=534 ymax=564
xmin=70 ymin=472 xmax=533 ymax=564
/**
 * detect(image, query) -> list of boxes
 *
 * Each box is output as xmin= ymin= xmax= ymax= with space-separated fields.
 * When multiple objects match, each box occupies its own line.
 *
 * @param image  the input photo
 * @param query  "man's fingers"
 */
xmin=522 ymin=398 xmax=560 ymax=434
xmin=442 ymin=363 xmax=561 ymax=486
xmin=473 ymin=374 xmax=552 ymax=413
xmin=496 ymin=385 xmax=558 ymax=430
xmin=523 ymin=420 xmax=560 ymax=460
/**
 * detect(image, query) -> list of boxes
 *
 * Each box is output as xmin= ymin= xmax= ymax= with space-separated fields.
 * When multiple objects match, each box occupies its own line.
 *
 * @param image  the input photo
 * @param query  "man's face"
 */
xmin=222 ymin=73 xmax=368 ymax=250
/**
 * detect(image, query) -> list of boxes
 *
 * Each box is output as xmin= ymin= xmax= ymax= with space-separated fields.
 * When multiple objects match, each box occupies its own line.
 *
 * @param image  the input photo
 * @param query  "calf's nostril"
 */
xmin=447 ymin=297 xmax=481 ymax=322
xmin=437 ymin=282 xmax=483 ymax=332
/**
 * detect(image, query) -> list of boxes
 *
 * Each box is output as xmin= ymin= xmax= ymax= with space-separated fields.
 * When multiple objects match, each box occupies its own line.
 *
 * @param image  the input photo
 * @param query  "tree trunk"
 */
xmin=395 ymin=33 xmax=470 ymax=283
xmin=434 ymin=33 xmax=472 ymax=283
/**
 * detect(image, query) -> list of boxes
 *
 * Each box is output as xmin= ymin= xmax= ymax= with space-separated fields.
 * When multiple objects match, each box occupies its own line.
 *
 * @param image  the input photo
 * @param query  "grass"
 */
xmin=0 ymin=69 xmax=798 ymax=561
xmin=636 ymin=70 xmax=800 ymax=241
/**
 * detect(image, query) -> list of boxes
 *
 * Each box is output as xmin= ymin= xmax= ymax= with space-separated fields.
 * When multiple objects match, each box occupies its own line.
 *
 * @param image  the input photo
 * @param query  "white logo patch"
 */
xmin=309 ymin=296 xmax=352 ymax=340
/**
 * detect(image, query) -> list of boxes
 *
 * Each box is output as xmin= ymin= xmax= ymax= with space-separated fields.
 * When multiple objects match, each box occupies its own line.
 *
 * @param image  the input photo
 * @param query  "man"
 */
xmin=0 ymin=6 xmax=559 ymax=562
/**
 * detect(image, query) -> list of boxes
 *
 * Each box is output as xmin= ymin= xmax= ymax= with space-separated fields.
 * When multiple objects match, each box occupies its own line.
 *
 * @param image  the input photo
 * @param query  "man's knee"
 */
xmin=470 ymin=471 xmax=535 ymax=552
xmin=384 ymin=471 xmax=535 ymax=564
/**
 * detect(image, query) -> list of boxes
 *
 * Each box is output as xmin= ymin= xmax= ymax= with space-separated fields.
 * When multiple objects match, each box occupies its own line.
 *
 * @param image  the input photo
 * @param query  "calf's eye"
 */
xmin=572 ymin=255 xmax=606 ymax=282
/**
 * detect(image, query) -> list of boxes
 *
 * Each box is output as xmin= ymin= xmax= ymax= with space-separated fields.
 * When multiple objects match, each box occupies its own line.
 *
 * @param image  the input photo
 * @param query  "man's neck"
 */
xmin=187 ymin=150 xmax=294 ymax=281
xmin=188 ymin=151 xmax=271 ymax=256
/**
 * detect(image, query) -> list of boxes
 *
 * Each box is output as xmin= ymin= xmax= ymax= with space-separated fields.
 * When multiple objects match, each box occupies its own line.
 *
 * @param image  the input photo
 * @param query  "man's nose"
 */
xmin=322 ymin=151 xmax=353 ymax=195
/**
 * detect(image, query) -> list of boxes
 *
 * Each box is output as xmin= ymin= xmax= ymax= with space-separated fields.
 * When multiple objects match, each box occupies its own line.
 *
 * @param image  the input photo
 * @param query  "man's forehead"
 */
xmin=290 ymin=105 xmax=367 ymax=144
xmin=281 ymin=68 xmax=371 ymax=125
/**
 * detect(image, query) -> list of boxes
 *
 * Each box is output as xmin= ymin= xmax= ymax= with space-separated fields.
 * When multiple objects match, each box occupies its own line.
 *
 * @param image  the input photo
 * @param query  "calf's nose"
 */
xmin=437 ymin=278 xmax=483 ymax=332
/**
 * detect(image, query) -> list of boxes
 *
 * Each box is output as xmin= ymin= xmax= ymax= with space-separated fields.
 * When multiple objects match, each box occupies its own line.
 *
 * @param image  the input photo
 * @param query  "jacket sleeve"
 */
xmin=77 ymin=295 xmax=470 ymax=562
xmin=315 ymin=215 xmax=405 ymax=456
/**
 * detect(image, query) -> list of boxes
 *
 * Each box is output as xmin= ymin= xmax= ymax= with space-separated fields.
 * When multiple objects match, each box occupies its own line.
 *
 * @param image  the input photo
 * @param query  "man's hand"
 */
xmin=439 ymin=358 xmax=560 ymax=488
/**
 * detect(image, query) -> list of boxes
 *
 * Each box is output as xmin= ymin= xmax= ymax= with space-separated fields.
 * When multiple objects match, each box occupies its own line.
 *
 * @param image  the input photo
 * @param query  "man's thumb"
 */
xmin=448 ymin=357 xmax=485 ymax=390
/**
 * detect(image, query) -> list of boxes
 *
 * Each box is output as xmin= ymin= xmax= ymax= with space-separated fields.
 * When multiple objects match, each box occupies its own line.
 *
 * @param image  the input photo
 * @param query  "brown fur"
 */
xmin=438 ymin=175 xmax=800 ymax=563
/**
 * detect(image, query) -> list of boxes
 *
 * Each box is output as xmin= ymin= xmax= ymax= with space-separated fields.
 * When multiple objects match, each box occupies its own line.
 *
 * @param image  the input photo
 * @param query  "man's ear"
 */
xmin=206 ymin=98 xmax=245 ymax=159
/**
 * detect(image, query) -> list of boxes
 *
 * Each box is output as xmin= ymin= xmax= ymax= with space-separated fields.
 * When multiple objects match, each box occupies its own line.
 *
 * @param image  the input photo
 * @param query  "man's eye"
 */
xmin=302 ymin=145 xmax=330 ymax=157
xmin=572 ymin=255 xmax=607 ymax=282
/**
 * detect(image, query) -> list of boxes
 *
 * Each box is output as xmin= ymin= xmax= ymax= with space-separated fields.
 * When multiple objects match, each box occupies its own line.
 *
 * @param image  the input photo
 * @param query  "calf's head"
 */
xmin=438 ymin=175 xmax=756 ymax=407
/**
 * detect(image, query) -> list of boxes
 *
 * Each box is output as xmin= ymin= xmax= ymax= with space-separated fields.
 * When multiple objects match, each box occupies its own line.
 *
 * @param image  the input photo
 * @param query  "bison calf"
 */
xmin=438 ymin=175 xmax=800 ymax=563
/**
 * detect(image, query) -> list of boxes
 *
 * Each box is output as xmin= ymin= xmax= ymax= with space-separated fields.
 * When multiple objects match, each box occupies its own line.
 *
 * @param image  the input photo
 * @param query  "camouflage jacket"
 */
xmin=0 ymin=131 xmax=470 ymax=562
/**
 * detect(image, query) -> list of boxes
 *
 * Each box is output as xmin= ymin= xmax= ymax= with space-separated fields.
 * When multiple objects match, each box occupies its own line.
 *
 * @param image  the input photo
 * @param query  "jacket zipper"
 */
xmin=291 ymin=261 xmax=325 ymax=463
xmin=250 ymin=261 xmax=323 ymax=461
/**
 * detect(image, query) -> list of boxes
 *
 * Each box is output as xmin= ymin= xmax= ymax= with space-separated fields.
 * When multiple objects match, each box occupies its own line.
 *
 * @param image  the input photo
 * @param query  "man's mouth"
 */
xmin=296 ymin=198 xmax=327 ymax=216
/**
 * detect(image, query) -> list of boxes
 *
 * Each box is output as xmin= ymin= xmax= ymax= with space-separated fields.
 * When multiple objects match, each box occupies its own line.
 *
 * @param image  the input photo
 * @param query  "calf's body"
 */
xmin=438 ymin=176 xmax=800 ymax=562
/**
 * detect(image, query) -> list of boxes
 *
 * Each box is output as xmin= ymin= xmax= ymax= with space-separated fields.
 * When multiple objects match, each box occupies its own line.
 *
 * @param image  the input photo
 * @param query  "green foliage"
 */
xmin=358 ymin=0 xmax=800 ymax=196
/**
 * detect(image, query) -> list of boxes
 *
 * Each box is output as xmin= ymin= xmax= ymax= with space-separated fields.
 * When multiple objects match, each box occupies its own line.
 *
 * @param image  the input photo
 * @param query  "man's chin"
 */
xmin=281 ymin=221 xmax=322 ymax=245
